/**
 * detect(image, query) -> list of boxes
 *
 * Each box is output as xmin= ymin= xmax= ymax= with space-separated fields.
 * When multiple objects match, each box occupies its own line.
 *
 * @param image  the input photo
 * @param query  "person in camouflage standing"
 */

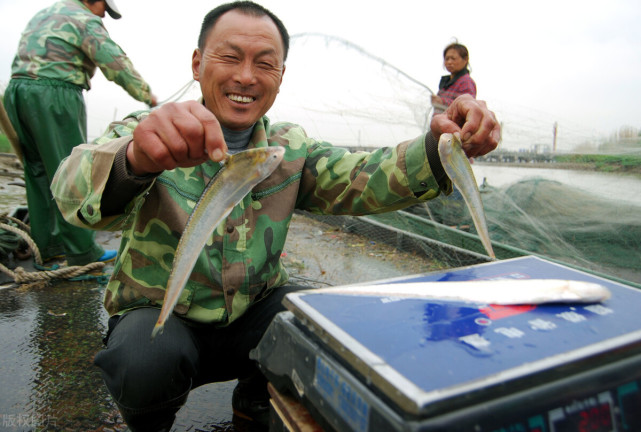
xmin=3 ymin=0 xmax=157 ymax=266
xmin=51 ymin=1 xmax=500 ymax=430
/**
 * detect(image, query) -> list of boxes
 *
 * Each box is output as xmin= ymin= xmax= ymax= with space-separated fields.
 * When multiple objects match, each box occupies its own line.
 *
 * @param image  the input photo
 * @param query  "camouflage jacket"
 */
xmin=10 ymin=0 xmax=153 ymax=105
xmin=52 ymin=112 xmax=451 ymax=325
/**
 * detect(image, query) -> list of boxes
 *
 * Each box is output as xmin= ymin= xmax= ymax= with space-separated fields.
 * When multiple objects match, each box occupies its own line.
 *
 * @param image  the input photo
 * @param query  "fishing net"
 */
xmin=170 ymin=32 xmax=641 ymax=287
xmin=278 ymin=34 xmax=641 ymax=287
xmin=405 ymin=178 xmax=641 ymax=285
xmin=268 ymin=33 xmax=434 ymax=147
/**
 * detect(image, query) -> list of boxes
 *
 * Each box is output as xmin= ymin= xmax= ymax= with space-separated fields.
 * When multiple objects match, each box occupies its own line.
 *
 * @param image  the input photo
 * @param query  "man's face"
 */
xmin=192 ymin=10 xmax=286 ymax=131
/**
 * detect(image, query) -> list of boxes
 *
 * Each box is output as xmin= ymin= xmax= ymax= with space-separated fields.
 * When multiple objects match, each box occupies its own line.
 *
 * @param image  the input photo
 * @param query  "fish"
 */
xmin=151 ymin=146 xmax=286 ymax=339
xmin=310 ymin=279 xmax=611 ymax=305
xmin=438 ymin=132 xmax=495 ymax=258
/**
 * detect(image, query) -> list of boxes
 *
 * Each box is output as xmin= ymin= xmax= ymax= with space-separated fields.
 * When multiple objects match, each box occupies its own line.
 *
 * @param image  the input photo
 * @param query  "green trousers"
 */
xmin=3 ymin=78 xmax=104 ymax=265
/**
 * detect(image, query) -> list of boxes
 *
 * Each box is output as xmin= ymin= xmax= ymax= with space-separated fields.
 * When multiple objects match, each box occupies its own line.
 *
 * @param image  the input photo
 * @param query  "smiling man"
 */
xmin=51 ymin=1 xmax=500 ymax=431
xmin=194 ymin=9 xmax=285 ymax=131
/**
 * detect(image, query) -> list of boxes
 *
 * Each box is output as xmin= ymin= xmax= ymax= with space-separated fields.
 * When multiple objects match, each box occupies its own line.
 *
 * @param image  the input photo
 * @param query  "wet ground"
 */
xmin=0 ymin=154 xmax=440 ymax=431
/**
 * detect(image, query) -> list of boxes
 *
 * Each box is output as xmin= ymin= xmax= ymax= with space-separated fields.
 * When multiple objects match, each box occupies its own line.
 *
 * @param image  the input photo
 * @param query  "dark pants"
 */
xmin=3 ymin=78 xmax=104 ymax=265
xmin=94 ymin=284 xmax=305 ymax=432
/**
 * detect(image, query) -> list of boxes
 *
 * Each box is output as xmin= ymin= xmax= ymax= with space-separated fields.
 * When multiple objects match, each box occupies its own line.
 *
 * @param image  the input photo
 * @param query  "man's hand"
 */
xmin=430 ymin=94 xmax=500 ymax=158
xmin=127 ymin=101 xmax=228 ymax=176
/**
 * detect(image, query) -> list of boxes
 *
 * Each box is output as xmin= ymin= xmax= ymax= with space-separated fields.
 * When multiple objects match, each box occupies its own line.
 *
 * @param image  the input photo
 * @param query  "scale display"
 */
xmin=276 ymin=256 xmax=641 ymax=431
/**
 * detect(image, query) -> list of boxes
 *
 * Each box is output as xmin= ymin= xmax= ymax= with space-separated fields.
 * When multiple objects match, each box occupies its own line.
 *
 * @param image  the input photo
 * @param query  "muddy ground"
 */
xmin=0 ymin=153 xmax=439 ymax=431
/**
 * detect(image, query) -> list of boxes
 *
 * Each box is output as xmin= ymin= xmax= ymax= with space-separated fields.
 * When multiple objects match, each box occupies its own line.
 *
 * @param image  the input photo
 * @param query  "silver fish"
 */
xmin=311 ymin=279 xmax=611 ymax=305
xmin=438 ymin=132 xmax=495 ymax=258
xmin=151 ymin=146 xmax=286 ymax=339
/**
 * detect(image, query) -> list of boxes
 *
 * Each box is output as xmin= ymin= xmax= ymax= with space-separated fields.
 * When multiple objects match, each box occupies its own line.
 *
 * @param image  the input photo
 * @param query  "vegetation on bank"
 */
xmin=554 ymin=154 xmax=641 ymax=175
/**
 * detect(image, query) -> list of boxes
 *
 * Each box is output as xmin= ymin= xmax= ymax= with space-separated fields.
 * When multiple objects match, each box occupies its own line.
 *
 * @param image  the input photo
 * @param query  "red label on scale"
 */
xmin=480 ymin=304 xmax=537 ymax=320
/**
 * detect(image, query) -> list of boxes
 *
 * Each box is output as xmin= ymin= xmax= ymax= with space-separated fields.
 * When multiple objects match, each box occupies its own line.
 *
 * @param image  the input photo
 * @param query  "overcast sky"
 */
xmin=1 ymin=0 xmax=640 ymax=149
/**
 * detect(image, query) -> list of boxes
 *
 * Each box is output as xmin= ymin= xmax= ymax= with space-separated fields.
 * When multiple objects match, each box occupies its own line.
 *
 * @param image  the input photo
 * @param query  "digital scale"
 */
xmin=252 ymin=256 xmax=641 ymax=432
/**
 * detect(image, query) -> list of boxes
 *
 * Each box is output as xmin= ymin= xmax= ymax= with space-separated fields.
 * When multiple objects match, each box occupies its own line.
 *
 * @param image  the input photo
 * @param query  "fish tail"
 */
xmin=150 ymin=322 xmax=165 ymax=341
xmin=486 ymin=242 xmax=496 ymax=259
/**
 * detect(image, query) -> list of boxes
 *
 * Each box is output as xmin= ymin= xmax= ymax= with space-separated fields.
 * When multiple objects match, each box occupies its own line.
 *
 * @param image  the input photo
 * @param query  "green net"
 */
xmin=402 ymin=178 xmax=641 ymax=284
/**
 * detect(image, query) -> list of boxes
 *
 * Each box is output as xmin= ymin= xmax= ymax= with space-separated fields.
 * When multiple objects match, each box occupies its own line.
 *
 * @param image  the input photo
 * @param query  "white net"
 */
xmin=268 ymin=32 xmax=434 ymax=147
xmin=167 ymin=32 xmax=641 ymax=287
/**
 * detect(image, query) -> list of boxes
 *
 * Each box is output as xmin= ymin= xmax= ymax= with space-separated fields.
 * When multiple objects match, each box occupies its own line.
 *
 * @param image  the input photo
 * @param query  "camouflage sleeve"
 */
xmin=297 ymin=133 xmax=452 ymax=215
xmin=51 ymin=112 xmax=152 ymax=231
xmin=82 ymin=20 xmax=153 ymax=105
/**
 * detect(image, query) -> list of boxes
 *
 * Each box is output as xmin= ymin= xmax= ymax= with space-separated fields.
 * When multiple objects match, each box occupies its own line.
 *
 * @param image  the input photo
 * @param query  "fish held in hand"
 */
xmin=151 ymin=146 xmax=286 ymax=340
xmin=313 ymin=279 xmax=611 ymax=305
xmin=438 ymin=132 xmax=495 ymax=258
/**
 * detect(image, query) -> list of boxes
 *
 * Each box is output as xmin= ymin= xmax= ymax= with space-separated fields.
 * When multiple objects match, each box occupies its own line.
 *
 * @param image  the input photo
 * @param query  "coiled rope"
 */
xmin=0 ymin=213 xmax=107 ymax=285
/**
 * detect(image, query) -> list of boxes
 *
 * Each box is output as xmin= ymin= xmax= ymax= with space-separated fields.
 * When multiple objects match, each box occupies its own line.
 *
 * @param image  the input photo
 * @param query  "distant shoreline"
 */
xmin=3 ymin=148 xmax=640 ymax=177
xmin=474 ymin=161 xmax=641 ymax=177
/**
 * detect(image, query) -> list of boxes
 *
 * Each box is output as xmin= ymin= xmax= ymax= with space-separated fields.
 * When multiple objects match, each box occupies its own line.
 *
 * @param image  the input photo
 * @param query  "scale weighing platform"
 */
xmin=252 ymin=256 xmax=641 ymax=431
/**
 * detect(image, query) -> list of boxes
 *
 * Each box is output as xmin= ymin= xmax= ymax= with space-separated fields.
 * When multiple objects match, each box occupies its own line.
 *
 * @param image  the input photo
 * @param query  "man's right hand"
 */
xmin=127 ymin=101 xmax=228 ymax=176
xmin=430 ymin=94 xmax=501 ymax=158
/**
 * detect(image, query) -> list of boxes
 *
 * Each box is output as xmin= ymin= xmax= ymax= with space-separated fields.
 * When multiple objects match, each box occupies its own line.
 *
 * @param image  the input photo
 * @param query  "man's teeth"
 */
xmin=228 ymin=94 xmax=254 ymax=103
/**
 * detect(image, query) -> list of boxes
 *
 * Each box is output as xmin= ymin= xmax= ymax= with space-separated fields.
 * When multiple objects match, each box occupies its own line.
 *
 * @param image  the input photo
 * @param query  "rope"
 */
xmin=0 ymin=214 xmax=109 ymax=286
xmin=0 ymin=261 xmax=105 ymax=284
xmin=4 ymin=214 xmax=30 ymax=233
xmin=1 ymin=221 xmax=41 ymax=264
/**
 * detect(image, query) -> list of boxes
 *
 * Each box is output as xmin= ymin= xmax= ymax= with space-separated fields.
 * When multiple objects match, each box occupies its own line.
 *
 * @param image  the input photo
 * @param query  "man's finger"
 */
xmin=187 ymin=102 xmax=227 ymax=162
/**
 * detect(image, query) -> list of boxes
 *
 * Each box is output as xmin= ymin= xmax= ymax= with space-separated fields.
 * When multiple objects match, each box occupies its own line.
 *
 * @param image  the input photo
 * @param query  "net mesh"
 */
xmin=170 ymin=33 xmax=641 ymax=287
xmin=406 ymin=178 xmax=641 ymax=284
xmin=268 ymin=32 xmax=434 ymax=147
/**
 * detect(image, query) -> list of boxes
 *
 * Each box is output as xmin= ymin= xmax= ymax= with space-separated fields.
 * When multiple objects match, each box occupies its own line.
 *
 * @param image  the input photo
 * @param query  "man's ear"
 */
xmin=192 ymin=49 xmax=201 ymax=81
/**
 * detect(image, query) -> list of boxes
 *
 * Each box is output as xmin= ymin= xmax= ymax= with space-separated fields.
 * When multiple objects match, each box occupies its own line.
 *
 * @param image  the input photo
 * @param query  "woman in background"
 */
xmin=431 ymin=42 xmax=476 ymax=114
